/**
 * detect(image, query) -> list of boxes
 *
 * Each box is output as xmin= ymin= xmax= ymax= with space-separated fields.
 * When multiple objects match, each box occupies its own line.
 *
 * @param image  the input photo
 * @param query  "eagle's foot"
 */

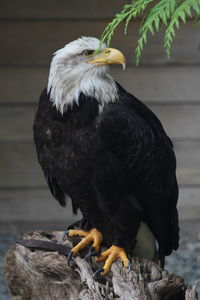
xmin=67 ymin=228 xmax=103 ymax=261
xmin=95 ymin=245 xmax=129 ymax=275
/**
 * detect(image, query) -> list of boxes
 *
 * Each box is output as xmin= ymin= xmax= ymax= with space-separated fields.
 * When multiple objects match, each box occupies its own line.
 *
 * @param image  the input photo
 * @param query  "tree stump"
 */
xmin=3 ymin=230 xmax=198 ymax=300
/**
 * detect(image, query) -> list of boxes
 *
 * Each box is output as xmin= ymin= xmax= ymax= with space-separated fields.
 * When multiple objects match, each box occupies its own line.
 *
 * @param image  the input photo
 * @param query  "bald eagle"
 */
xmin=33 ymin=37 xmax=179 ymax=275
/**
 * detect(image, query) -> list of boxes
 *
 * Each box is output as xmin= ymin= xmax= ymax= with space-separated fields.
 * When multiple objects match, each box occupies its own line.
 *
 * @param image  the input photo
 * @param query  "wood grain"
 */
xmin=0 ymin=188 xmax=80 ymax=222
xmin=0 ymin=142 xmax=45 ymax=187
xmin=179 ymin=187 xmax=200 ymax=220
xmin=5 ymin=231 xmax=194 ymax=299
xmin=0 ymin=141 xmax=199 ymax=188
xmin=0 ymin=106 xmax=36 ymax=141
xmin=0 ymin=21 xmax=199 ymax=65
xmin=0 ymin=67 xmax=48 ymax=103
xmin=0 ymin=104 xmax=199 ymax=141
xmin=0 ymin=187 xmax=199 ymax=221
xmin=1 ymin=66 xmax=200 ymax=104
xmin=0 ymin=0 xmax=127 ymax=19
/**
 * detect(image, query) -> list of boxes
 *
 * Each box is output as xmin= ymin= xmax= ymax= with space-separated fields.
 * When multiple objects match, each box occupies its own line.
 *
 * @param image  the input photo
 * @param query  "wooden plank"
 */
xmin=150 ymin=104 xmax=200 ymax=140
xmin=0 ymin=0 xmax=187 ymax=21
xmin=0 ymin=0 xmax=126 ymax=20
xmin=0 ymin=104 xmax=200 ymax=142
xmin=0 ymin=67 xmax=48 ymax=103
xmin=0 ymin=189 xmax=81 ymax=222
xmin=0 ymin=106 xmax=36 ymax=141
xmin=1 ymin=66 xmax=200 ymax=104
xmin=0 ymin=141 xmax=199 ymax=188
xmin=0 ymin=21 xmax=199 ymax=65
xmin=111 ymin=66 xmax=200 ymax=104
xmin=174 ymin=141 xmax=200 ymax=186
xmin=0 ymin=142 xmax=45 ymax=187
xmin=0 ymin=0 xmax=128 ymax=20
xmin=0 ymin=187 xmax=199 ymax=221
xmin=178 ymin=188 xmax=200 ymax=220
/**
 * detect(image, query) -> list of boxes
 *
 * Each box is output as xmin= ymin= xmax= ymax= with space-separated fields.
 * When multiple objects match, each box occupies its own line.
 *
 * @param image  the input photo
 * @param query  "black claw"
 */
xmin=128 ymin=261 xmax=132 ymax=272
xmin=93 ymin=268 xmax=104 ymax=277
xmin=63 ymin=229 xmax=70 ymax=241
xmin=67 ymin=250 xmax=74 ymax=266
xmin=84 ymin=247 xmax=99 ymax=261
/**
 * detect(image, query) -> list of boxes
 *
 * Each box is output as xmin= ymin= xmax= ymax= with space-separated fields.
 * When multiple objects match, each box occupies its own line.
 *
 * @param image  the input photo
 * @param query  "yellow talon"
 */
xmin=96 ymin=245 xmax=129 ymax=275
xmin=68 ymin=228 xmax=103 ymax=255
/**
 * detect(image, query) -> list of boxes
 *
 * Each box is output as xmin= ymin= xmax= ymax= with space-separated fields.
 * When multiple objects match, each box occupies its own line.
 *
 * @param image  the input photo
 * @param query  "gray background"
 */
xmin=0 ymin=1 xmax=200 ymax=239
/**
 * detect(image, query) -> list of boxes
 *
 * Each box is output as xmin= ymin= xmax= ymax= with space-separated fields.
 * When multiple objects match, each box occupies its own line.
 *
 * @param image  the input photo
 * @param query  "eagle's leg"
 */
xmin=95 ymin=245 xmax=130 ymax=275
xmin=67 ymin=228 xmax=103 ymax=263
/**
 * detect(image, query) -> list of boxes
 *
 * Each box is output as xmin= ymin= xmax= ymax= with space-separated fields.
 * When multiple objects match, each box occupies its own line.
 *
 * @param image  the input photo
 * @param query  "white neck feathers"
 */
xmin=47 ymin=60 xmax=118 ymax=114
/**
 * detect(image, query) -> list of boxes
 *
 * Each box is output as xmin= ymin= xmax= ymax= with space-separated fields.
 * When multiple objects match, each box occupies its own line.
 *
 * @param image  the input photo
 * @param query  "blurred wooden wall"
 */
xmin=0 ymin=0 xmax=200 ymax=226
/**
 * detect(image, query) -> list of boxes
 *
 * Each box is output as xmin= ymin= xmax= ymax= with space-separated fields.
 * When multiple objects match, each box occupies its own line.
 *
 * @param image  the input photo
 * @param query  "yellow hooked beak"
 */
xmin=88 ymin=48 xmax=126 ymax=70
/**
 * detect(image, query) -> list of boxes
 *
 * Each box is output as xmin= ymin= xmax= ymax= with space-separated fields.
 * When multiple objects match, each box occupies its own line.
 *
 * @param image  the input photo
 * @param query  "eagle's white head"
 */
xmin=47 ymin=37 xmax=126 ymax=113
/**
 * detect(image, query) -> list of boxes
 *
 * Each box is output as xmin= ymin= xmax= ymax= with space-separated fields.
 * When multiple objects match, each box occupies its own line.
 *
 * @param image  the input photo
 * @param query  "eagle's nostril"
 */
xmin=105 ymin=49 xmax=111 ymax=54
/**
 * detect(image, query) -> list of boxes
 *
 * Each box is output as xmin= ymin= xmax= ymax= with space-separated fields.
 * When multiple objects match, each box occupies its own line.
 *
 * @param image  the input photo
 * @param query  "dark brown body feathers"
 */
xmin=33 ymin=83 xmax=179 ymax=256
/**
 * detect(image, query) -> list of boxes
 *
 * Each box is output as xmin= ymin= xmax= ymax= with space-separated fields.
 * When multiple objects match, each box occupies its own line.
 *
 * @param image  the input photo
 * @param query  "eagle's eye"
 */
xmin=83 ymin=50 xmax=94 ymax=57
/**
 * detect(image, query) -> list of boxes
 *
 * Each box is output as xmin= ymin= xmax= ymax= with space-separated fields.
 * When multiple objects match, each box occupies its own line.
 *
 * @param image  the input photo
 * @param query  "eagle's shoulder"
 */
xmin=115 ymin=82 xmax=174 ymax=148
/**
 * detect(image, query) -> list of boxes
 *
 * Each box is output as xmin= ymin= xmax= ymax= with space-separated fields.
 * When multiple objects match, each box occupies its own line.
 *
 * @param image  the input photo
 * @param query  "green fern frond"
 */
xmin=98 ymin=0 xmax=154 ymax=50
xmin=195 ymin=15 xmax=200 ymax=27
xmin=195 ymin=13 xmax=200 ymax=26
xmin=135 ymin=0 xmax=178 ymax=65
xmin=124 ymin=0 xmax=155 ymax=34
xmin=164 ymin=0 xmax=200 ymax=57
xmin=99 ymin=0 xmax=200 ymax=64
xmin=94 ymin=4 xmax=131 ymax=54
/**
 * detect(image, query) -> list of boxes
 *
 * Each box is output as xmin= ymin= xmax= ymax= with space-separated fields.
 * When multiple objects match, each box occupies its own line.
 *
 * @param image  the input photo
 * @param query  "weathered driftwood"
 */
xmin=4 ymin=230 xmax=198 ymax=300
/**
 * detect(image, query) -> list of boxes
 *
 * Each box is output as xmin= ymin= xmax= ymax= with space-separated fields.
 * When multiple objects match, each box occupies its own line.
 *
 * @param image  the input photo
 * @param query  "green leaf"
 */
xmin=164 ymin=0 xmax=200 ymax=58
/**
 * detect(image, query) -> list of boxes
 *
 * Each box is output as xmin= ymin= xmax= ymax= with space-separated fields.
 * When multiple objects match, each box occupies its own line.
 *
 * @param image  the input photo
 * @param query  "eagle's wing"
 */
xmin=33 ymin=89 xmax=68 ymax=207
xmin=96 ymin=84 xmax=179 ymax=255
